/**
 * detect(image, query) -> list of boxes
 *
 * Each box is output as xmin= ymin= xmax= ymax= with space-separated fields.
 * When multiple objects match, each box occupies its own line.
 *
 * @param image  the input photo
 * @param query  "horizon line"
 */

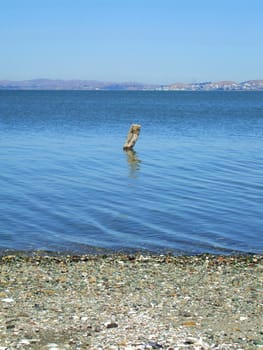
xmin=1 ymin=78 xmax=263 ymax=85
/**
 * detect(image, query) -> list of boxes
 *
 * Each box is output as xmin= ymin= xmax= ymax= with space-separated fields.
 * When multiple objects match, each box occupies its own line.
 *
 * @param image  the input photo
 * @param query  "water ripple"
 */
xmin=1 ymin=91 xmax=263 ymax=254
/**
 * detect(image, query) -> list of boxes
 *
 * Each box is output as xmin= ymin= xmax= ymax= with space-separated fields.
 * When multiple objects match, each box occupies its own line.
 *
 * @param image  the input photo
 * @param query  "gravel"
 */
xmin=0 ymin=253 xmax=262 ymax=350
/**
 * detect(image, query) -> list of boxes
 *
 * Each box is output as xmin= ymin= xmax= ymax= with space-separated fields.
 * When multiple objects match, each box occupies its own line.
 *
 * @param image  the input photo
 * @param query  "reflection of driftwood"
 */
xmin=125 ymin=149 xmax=141 ymax=178
xmin=123 ymin=124 xmax=141 ymax=150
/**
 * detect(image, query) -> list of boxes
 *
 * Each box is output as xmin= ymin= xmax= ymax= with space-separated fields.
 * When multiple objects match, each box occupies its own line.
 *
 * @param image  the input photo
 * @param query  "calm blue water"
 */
xmin=0 ymin=90 xmax=263 ymax=255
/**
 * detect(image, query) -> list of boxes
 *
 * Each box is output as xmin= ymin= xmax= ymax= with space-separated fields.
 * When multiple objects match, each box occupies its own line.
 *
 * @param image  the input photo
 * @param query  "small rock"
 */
xmin=94 ymin=325 xmax=102 ymax=332
xmin=240 ymin=316 xmax=248 ymax=321
xmin=146 ymin=341 xmax=163 ymax=348
xmin=1 ymin=298 xmax=14 ymax=303
xmin=6 ymin=323 xmax=15 ymax=330
xmin=46 ymin=343 xmax=59 ymax=350
xmin=106 ymin=321 xmax=118 ymax=329
xmin=19 ymin=339 xmax=31 ymax=345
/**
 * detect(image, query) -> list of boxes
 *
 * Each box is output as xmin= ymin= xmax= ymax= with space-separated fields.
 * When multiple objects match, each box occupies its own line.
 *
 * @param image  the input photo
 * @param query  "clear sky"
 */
xmin=1 ymin=0 xmax=262 ymax=84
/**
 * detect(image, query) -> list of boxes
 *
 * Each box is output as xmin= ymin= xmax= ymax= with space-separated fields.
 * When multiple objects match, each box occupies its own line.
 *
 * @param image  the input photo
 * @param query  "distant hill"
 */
xmin=0 ymin=79 xmax=263 ymax=91
xmin=0 ymin=79 xmax=158 ymax=91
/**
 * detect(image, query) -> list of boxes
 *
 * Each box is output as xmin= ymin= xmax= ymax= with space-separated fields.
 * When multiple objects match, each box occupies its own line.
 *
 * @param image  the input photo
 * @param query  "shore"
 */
xmin=0 ymin=253 xmax=262 ymax=350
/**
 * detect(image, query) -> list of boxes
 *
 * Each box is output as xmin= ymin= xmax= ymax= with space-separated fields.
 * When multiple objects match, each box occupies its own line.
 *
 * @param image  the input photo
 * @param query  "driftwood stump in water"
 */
xmin=123 ymin=124 xmax=141 ymax=150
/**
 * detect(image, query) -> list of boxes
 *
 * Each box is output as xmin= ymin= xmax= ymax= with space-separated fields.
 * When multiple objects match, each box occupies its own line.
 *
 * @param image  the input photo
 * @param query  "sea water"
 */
xmin=0 ymin=90 xmax=262 ymax=255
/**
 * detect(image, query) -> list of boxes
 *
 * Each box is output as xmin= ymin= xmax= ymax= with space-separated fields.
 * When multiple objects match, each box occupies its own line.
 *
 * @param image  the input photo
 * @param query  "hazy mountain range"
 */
xmin=0 ymin=79 xmax=263 ymax=91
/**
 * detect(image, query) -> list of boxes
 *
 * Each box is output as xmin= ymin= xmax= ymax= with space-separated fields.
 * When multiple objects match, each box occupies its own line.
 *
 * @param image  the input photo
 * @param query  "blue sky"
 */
xmin=1 ymin=0 xmax=262 ymax=84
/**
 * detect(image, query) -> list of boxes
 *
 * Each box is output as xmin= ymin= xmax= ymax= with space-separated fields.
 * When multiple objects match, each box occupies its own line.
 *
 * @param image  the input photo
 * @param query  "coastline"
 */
xmin=0 ymin=253 xmax=262 ymax=350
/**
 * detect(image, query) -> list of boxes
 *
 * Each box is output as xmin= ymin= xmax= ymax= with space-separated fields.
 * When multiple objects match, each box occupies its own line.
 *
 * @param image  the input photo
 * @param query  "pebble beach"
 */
xmin=0 ymin=253 xmax=262 ymax=350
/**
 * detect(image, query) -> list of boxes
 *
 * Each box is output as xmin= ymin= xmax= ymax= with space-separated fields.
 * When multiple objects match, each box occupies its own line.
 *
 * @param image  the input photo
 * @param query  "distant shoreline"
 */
xmin=1 ymin=88 xmax=263 ymax=92
xmin=1 ymin=79 xmax=263 ymax=91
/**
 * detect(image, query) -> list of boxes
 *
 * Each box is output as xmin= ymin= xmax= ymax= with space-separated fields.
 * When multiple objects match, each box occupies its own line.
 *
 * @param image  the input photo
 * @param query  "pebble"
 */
xmin=106 ymin=321 xmax=119 ymax=329
xmin=46 ymin=343 xmax=60 ymax=350
xmin=19 ymin=339 xmax=31 ymax=345
xmin=1 ymin=298 xmax=14 ymax=303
